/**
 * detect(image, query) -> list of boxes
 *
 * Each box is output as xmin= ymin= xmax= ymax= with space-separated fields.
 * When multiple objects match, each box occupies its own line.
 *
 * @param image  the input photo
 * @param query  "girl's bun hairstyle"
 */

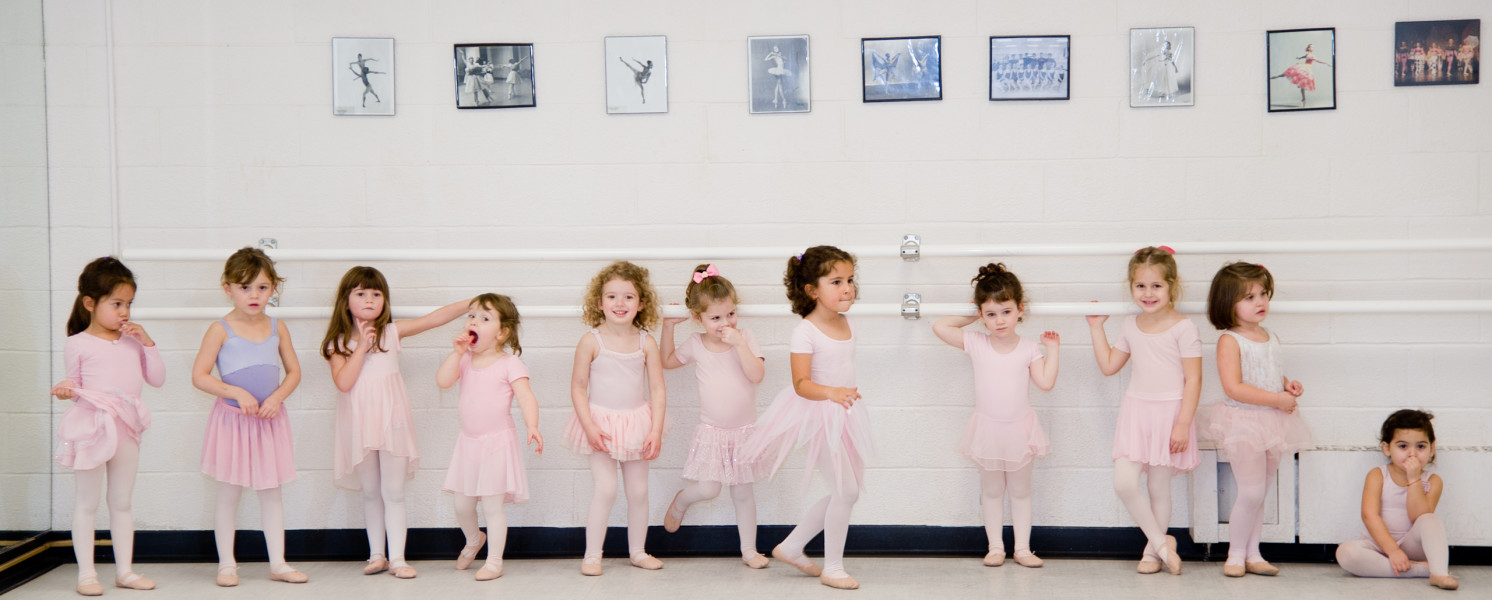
xmin=971 ymin=262 xmax=1026 ymax=321
xmin=784 ymin=245 xmax=856 ymax=317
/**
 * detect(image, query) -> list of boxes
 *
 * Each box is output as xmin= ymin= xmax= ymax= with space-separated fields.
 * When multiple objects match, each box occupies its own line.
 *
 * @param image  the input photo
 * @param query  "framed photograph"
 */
xmin=861 ymin=36 xmax=941 ymax=102
xmin=1394 ymin=19 xmax=1479 ymax=86
xmin=1129 ymin=27 xmax=1194 ymax=107
xmin=748 ymin=35 xmax=810 ymax=113
xmin=606 ymin=35 xmax=667 ymax=114
xmin=333 ymin=37 xmax=394 ymax=116
xmin=989 ymin=35 xmax=1070 ymax=101
xmin=454 ymin=44 xmax=536 ymax=109
xmin=1267 ymin=28 xmax=1335 ymax=112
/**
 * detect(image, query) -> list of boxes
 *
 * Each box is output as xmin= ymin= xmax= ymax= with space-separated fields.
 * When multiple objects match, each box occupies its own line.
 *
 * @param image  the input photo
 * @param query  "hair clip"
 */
xmin=692 ymin=264 xmax=720 ymax=283
xmin=795 ymin=253 xmax=804 ymax=261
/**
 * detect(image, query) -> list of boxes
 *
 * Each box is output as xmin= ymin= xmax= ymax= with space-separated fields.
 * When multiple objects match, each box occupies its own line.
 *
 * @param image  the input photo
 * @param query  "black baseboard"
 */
xmin=38 ymin=526 xmax=1492 ymax=565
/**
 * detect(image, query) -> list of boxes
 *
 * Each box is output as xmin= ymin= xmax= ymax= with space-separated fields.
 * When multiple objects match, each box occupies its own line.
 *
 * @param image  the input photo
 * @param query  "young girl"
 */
xmin=932 ymin=263 xmax=1058 ymax=569
xmin=1336 ymin=410 xmax=1459 ymax=590
xmin=563 ymin=261 xmax=668 ymax=575
xmin=321 ymin=266 xmax=471 ymax=579
xmin=436 ymin=294 xmax=543 ymax=581
xmin=744 ymin=246 xmax=872 ymax=590
xmin=659 ymin=264 xmax=770 ymax=568
xmin=51 ymin=257 xmax=164 ymax=595
xmin=1086 ymin=246 xmax=1199 ymax=576
xmin=1199 ymin=262 xmax=1311 ymax=577
xmin=191 ymin=248 xmax=307 ymax=586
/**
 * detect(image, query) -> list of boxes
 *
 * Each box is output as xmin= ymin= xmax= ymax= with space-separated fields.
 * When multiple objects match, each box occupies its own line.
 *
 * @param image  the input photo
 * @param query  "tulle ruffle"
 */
xmin=1199 ymin=402 xmax=1313 ymax=461
xmin=563 ymin=403 xmax=655 ymax=462
xmin=957 ymin=410 xmax=1049 ymax=472
xmin=682 ymin=423 xmax=769 ymax=485
xmin=742 ymin=387 xmax=874 ymax=493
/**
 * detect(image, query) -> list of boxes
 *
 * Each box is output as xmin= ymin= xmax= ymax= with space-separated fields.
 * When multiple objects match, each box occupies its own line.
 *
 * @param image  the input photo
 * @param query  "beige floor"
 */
xmin=8 ymin=557 xmax=1483 ymax=599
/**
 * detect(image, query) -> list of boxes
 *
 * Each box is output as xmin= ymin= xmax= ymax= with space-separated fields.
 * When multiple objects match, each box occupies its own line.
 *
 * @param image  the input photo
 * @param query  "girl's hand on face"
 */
xmin=51 ymin=380 xmax=77 ymax=400
xmin=1402 ymin=455 xmax=1424 ymax=480
xmin=120 ymin=322 xmax=154 ymax=346
xmin=719 ymin=326 xmax=743 ymax=347
xmin=1285 ymin=379 xmax=1304 ymax=397
xmin=827 ymin=386 xmax=860 ymax=409
xmin=1169 ymin=423 xmax=1190 ymax=454
xmin=355 ymin=320 xmax=377 ymax=352
xmin=452 ymin=333 xmax=471 ymax=354
xmin=1040 ymin=331 xmax=1061 ymax=349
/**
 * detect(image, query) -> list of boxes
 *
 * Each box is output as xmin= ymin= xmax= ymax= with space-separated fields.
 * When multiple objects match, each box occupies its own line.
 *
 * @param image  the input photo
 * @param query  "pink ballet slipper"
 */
xmin=772 ymin=545 xmax=821 ymax=576
xmin=455 ymin=531 xmax=487 ymax=570
xmin=742 ymin=553 xmax=769 ymax=569
xmin=215 ymin=565 xmax=238 ymax=587
xmin=76 ymin=576 xmax=103 ymax=596
xmin=114 ymin=572 xmax=156 ymax=590
xmin=474 ymin=562 xmax=503 ymax=581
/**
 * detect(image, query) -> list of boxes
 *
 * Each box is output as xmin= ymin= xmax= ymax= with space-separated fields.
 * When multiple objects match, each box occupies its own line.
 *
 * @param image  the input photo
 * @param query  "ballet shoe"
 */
xmin=114 ymin=572 xmax=156 ymax=590
xmin=1429 ymin=574 xmax=1459 ymax=590
xmin=76 ymin=576 xmax=104 ymax=596
xmin=772 ymin=545 xmax=822 ymax=576
xmin=580 ymin=555 xmax=603 ymax=576
xmin=474 ymin=562 xmax=503 ymax=581
xmin=819 ymin=573 xmax=860 ymax=590
xmin=630 ymin=553 xmax=663 ymax=570
xmin=455 ymin=531 xmax=487 ymax=570
xmin=1160 ymin=535 xmax=1182 ymax=575
xmin=268 ymin=566 xmax=308 ymax=584
xmin=363 ymin=555 xmax=388 ymax=575
xmin=663 ymin=490 xmax=687 ymax=533
xmin=1137 ymin=558 xmax=1162 ymax=575
xmin=983 ymin=549 xmax=1005 ymax=567
xmin=1013 ymin=549 xmax=1044 ymax=568
xmin=1244 ymin=561 xmax=1279 ymax=576
xmin=1222 ymin=563 xmax=1245 ymax=578
xmin=388 ymin=564 xmax=417 ymax=579
xmin=742 ymin=552 xmax=770 ymax=569
xmin=215 ymin=565 xmax=238 ymax=587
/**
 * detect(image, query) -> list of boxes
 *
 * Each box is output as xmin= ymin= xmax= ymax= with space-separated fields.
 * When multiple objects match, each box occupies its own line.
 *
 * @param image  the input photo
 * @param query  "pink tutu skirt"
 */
xmin=201 ymin=399 xmax=297 ymax=490
xmin=957 ymin=410 xmax=1049 ymax=472
xmin=1112 ymin=395 xmax=1199 ymax=472
xmin=682 ymin=423 xmax=769 ymax=486
xmin=563 ymin=403 xmax=654 ymax=462
xmin=742 ymin=387 xmax=874 ymax=493
xmin=333 ymin=373 xmax=420 ymax=490
xmin=56 ymin=388 xmax=151 ymax=471
xmin=1199 ymin=402 xmax=1313 ymax=461
xmin=443 ymin=423 xmax=528 ymax=502
xmin=1281 ymin=64 xmax=1316 ymax=90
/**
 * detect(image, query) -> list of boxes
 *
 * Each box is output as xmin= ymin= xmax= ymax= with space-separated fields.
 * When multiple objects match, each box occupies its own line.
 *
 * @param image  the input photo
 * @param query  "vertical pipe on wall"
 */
xmin=104 ymin=0 xmax=119 ymax=257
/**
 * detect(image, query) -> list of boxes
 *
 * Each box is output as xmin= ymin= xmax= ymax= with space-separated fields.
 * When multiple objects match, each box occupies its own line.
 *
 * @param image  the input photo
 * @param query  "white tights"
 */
xmin=1225 ymin=451 xmax=1281 ymax=564
xmin=453 ymin=495 xmax=508 ymax=567
xmin=584 ymin=453 xmax=651 ymax=559
xmin=1113 ymin=458 xmax=1175 ymax=559
xmin=981 ymin=463 xmax=1034 ymax=552
xmin=72 ymin=438 xmax=141 ymax=582
xmin=355 ymin=451 xmax=410 ymax=566
xmin=214 ymin=483 xmax=288 ymax=571
xmin=1337 ymin=514 xmax=1450 ymax=577
xmin=673 ymin=479 xmax=760 ymax=557
xmin=776 ymin=451 xmax=860 ymax=579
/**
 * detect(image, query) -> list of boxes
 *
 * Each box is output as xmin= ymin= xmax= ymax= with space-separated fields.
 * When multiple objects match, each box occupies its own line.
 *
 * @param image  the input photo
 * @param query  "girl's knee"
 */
xmin=380 ymin=483 xmax=406 ymax=504
xmin=1413 ymin=512 xmax=1444 ymax=531
xmin=698 ymin=482 xmax=723 ymax=500
xmin=728 ymin=484 xmax=754 ymax=503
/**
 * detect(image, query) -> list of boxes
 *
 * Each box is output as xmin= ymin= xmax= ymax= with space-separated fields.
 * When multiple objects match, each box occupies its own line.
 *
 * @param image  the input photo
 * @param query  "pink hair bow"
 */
xmin=692 ymin=264 xmax=720 ymax=283
xmin=1136 ymin=245 xmax=1177 ymax=255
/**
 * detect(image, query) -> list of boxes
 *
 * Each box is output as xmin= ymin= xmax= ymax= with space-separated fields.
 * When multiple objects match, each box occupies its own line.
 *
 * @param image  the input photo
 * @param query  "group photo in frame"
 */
xmin=453 ymin=43 xmax=536 ymax=109
xmin=989 ymin=35 xmax=1070 ymax=101
xmin=748 ymin=35 xmax=810 ymax=113
xmin=861 ymin=35 xmax=942 ymax=102
xmin=1394 ymin=19 xmax=1479 ymax=86
xmin=1267 ymin=28 xmax=1335 ymax=112
xmin=605 ymin=35 xmax=668 ymax=114
xmin=332 ymin=37 xmax=394 ymax=115
xmin=1130 ymin=27 xmax=1194 ymax=107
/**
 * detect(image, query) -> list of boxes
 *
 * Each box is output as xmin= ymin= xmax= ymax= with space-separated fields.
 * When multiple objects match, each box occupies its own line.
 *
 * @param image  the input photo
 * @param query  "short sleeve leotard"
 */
xmin=1110 ymin=316 xmax=1201 ymax=471
xmin=955 ymin=332 xmax=1050 ymax=471
xmin=442 ymin=352 xmax=531 ymax=502
xmin=675 ymin=330 xmax=768 ymax=485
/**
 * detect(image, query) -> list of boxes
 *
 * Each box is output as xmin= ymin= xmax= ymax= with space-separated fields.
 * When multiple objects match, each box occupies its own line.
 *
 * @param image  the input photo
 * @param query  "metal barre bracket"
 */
xmin=900 ymin=234 xmax=921 ymax=262
xmin=901 ymin=292 xmax=922 ymax=320
xmin=259 ymin=238 xmax=281 ymax=306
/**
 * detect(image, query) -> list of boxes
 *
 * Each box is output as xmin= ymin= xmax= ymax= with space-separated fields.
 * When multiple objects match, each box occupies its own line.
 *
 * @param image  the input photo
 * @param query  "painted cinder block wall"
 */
xmin=24 ymin=0 xmax=1492 ymax=545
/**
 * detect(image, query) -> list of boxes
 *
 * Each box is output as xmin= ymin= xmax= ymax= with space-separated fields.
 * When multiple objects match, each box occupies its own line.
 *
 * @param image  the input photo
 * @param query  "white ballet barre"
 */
xmin=119 ymin=236 xmax=1492 ymax=263
xmin=128 ymin=300 xmax=1492 ymax=321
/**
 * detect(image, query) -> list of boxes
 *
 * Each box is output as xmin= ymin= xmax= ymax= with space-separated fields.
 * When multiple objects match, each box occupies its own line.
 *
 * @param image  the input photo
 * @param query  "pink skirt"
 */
xmin=56 ymin=388 xmax=151 ymax=471
xmin=201 ymin=399 xmax=297 ymax=490
xmin=333 ymin=373 xmax=420 ymax=490
xmin=682 ymin=423 xmax=769 ymax=486
xmin=1112 ymin=395 xmax=1199 ymax=472
xmin=1282 ymin=64 xmax=1316 ymax=90
xmin=563 ymin=403 xmax=654 ymax=462
xmin=957 ymin=410 xmax=1049 ymax=472
xmin=443 ymin=423 xmax=528 ymax=502
xmin=1199 ymin=402 xmax=1313 ymax=461
xmin=742 ymin=387 xmax=874 ymax=493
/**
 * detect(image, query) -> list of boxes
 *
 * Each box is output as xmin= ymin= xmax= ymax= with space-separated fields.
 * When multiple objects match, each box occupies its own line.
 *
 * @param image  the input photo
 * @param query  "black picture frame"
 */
xmin=454 ymin=43 xmax=536 ymax=109
xmin=1266 ymin=28 xmax=1336 ymax=113
xmin=989 ymin=35 xmax=1070 ymax=101
xmin=861 ymin=35 xmax=942 ymax=102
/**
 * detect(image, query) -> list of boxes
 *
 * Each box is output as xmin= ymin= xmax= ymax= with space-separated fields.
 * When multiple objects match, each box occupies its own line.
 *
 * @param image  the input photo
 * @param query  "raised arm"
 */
xmin=659 ymin=317 xmax=687 ymax=369
xmin=328 ymin=321 xmax=375 ymax=393
xmin=726 ymin=328 xmax=764 ymax=384
xmin=395 ymin=298 xmax=473 ymax=339
xmin=1086 ymin=315 xmax=1129 ymax=376
xmin=434 ymin=334 xmax=467 ymax=389
xmin=932 ymin=315 xmax=977 ymax=349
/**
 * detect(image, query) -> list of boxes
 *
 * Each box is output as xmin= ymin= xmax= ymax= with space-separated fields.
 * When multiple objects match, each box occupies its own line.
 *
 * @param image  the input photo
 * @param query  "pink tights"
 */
xmin=1113 ymin=458 xmax=1175 ymax=560
xmin=584 ymin=453 xmax=651 ymax=559
xmin=453 ymin=495 xmax=508 ymax=567
xmin=1225 ymin=451 xmax=1281 ymax=564
xmin=981 ymin=463 xmax=1034 ymax=552
xmin=776 ymin=452 xmax=860 ymax=579
xmin=355 ymin=451 xmax=410 ymax=567
xmin=214 ymin=482 xmax=289 ymax=571
xmin=72 ymin=438 xmax=141 ymax=582
xmin=673 ymin=480 xmax=760 ymax=558
xmin=1337 ymin=514 xmax=1450 ymax=577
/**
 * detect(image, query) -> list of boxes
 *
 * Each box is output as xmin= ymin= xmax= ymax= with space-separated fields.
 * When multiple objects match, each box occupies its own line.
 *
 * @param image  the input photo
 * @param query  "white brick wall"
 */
xmin=19 ymin=0 xmax=1492 ymax=546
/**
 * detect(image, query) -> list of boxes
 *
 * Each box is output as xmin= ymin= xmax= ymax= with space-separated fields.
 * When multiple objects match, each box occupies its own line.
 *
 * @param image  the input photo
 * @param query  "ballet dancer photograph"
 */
xmin=1267 ymin=28 xmax=1336 ymax=112
xmin=605 ymin=36 xmax=668 ymax=114
xmin=748 ymin=35 xmax=811 ymax=114
xmin=453 ymin=44 xmax=536 ymax=109
xmin=332 ymin=38 xmax=395 ymax=116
